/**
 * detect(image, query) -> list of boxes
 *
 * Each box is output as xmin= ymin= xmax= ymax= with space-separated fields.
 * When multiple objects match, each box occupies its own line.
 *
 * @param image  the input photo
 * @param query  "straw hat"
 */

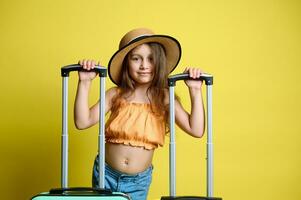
xmin=108 ymin=28 xmax=182 ymax=85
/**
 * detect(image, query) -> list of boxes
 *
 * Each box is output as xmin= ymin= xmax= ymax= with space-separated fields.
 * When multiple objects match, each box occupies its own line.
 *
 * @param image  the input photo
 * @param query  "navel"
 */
xmin=123 ymin=158 xmax=129 ymax=165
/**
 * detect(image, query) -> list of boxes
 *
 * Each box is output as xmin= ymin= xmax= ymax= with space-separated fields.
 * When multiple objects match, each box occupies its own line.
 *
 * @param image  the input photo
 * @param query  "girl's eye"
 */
xmin=148 ymin=57 xmax=154 ymax=63
xmin=131 ymin=56 xmax=140 ymax=61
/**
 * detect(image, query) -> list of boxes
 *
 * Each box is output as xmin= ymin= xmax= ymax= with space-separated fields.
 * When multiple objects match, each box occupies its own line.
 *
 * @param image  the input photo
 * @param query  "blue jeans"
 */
xmin=92 ymin=155 xmax=153 ymax=200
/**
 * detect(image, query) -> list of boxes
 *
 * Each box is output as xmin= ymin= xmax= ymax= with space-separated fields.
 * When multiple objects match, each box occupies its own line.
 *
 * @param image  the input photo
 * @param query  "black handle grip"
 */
xmin=61 ymin=64 xmax=107 ymax=77
xmin=168 ymin=72 xmax=213 ymax=86
xmin=49 ymin=187 xmax=112 ymax=195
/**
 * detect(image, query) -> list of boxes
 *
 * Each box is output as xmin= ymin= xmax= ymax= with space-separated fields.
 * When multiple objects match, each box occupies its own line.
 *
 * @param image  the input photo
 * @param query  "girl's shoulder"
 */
xmin=107 ymin=86 xmax=119 ymax=93
xmin=106 ymin=87 xmax=119 ymax=101
xmin=161 ymin=88 xmax=181 ymax=106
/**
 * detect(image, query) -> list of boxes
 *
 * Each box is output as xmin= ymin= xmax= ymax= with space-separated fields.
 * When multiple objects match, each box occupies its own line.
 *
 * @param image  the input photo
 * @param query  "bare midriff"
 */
xmin=105 ymin=142 xmax=154 ymax=174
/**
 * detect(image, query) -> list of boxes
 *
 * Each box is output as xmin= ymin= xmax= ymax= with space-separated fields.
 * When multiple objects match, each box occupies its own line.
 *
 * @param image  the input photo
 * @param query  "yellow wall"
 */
xmin=1 ymin=0 xmax=300 ymax=199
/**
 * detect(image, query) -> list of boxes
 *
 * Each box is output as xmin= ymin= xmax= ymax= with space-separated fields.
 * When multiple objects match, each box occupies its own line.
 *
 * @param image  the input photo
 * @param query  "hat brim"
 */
xmin=108 ymin=35 xmax=182 ymax=86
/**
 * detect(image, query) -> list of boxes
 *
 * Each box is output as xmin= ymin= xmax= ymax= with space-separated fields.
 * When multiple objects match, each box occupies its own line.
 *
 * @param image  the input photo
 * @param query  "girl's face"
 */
xmin=127 ymin=44 xmax=155 ymax=86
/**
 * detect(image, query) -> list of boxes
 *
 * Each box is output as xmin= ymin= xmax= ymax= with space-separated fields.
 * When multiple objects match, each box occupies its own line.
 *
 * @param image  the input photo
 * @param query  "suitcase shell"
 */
xmin=32 ymin=187 xmax=130 ymax=200
xmin=161 ymin=73 xmax=222 ymax=200
xmin=31 ymin=65 xmax=130 ymax=200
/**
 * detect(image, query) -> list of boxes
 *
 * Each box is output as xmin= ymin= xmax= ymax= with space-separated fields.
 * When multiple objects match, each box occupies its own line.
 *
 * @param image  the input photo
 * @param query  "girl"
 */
xmin=74 ymin=28 xmax=205 ymax=200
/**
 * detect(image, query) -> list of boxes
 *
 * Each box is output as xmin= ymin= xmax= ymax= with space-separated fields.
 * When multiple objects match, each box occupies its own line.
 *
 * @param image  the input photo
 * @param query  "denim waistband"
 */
xmin=105 ymin=162 xmax=153 ymax=180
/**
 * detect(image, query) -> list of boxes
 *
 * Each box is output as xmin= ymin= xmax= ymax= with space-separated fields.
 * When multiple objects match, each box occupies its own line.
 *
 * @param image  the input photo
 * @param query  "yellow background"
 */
xmin=1 ymin=0 xmax=300 ymax=199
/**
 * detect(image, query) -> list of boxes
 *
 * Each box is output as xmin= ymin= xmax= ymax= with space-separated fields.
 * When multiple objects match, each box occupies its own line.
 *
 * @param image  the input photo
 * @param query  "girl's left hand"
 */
xmin=184 ymin=67 xmax=204 ymax=89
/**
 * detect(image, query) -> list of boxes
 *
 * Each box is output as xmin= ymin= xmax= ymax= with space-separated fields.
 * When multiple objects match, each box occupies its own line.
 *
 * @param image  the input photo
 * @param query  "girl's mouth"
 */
xmin=138 ymin=72 xmax=151 ymax=76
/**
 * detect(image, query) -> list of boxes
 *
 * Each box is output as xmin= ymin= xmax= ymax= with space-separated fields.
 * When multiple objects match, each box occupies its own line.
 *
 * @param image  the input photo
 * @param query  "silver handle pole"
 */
xmin=60 ymin=64 xmax=107 ymax=189
xmin=62 ymin=77 xmax=68 ymax=188
xmin=167 ymin=72 xmax=215 ymax=198
xmin=207 ymin=85 xmax=213 ymax=197
xmin=169 ymin=86 xmax=176 ymax=197
xmin=98 ymin=76 xmax=106 ymax=189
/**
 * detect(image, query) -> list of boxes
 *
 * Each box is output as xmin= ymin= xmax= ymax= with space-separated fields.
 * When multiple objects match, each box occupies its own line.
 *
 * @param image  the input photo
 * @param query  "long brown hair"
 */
xmin=111 ymin=42 xmax=169 ymax=121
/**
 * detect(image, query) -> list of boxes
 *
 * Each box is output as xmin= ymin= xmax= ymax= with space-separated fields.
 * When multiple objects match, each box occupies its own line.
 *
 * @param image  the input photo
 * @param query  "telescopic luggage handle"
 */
xmin=167 ymin=72 xmax=215 ymax=198
xmin=168 ymin=72 xmax=213 ymax=86
xmin=61 ymin=64 xmax=107 ymax=189
xmin=61 ymin=64 xmax=107 ymax=77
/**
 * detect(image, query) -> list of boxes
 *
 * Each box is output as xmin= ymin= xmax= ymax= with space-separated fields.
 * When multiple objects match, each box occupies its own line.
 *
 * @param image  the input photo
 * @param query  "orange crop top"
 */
xmin=105 ymin=99 xmax=166 ymax=150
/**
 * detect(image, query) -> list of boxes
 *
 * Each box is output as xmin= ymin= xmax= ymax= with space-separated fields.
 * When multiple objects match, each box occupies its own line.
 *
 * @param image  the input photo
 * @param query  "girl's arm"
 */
xmin=174 ymin=67 xmax=205 ymax=138
xmin=74 ymin=59 xmax=116 ymax=129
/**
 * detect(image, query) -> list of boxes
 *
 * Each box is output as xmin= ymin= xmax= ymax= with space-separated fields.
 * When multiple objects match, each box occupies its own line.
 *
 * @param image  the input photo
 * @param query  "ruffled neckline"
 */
xmin=119 ymin=98 xmax=152 ymax=107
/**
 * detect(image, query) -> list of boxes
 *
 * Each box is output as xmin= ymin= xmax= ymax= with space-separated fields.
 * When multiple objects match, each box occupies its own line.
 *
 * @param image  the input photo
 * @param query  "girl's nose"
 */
xmin=140 ymin=59 xmax=150 ymax=69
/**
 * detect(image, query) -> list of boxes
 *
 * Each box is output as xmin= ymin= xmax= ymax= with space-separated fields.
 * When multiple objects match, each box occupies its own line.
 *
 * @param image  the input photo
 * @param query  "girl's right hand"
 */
xmin=78 ymin=59 xmax=100 ymax=81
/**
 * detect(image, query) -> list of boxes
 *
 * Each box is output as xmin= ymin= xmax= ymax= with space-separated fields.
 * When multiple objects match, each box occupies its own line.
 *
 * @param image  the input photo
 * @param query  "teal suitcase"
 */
xmin=31 ymin=187 xmax=130 ymax=199
xmin=31 ymin=65 xmax=131 ymax=200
